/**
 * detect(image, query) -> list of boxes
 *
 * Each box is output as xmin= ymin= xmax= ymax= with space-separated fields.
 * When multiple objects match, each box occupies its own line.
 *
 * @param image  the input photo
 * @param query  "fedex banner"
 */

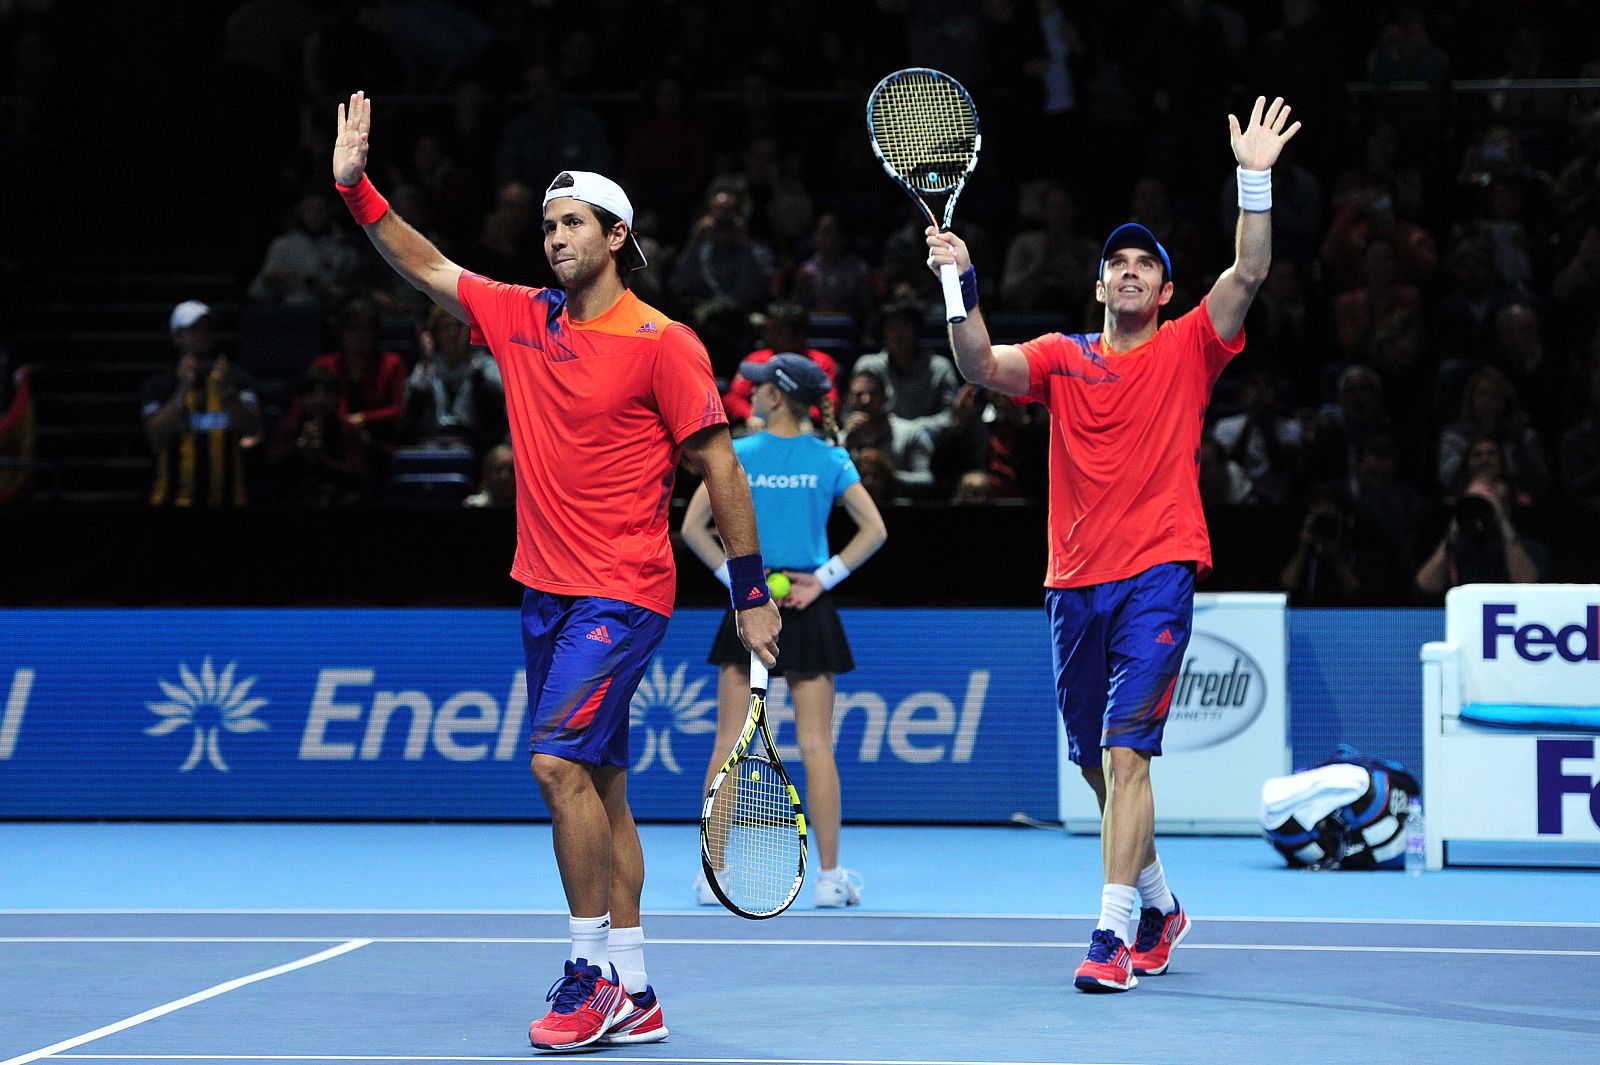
xmin=1422 ymin=585 xmax=1600 ymax=866
xmin=0 ymin=609 xmax=1058 ymax=822
xmin=1449 ymin=584 xmax=1600 ymax=719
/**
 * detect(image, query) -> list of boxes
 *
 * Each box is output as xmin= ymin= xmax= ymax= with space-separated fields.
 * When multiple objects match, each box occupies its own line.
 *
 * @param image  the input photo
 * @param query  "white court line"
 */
xmin=4 ymin=909 xmax=1598 ymax=928
xmin=50 ymin=1057 xmax=1130 ymax=1065
xmin=3 ymin=936 xmax=1596 ymax=958
xmin=0 ymin=939 xmax=371 ymax=1065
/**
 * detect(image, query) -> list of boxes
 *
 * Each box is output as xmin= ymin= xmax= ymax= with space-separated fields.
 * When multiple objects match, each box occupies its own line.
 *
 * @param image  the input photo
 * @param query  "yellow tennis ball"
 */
xmin=767 ymin=572 xmax=791 ymax=598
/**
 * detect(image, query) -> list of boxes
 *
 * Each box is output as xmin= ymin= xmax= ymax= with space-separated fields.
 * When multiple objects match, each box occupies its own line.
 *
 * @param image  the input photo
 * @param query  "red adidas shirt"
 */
xmin=1021 ymin=299 xmax=1244 ymax=588
xmin=458 ymin=273 xmax=727 ymax=616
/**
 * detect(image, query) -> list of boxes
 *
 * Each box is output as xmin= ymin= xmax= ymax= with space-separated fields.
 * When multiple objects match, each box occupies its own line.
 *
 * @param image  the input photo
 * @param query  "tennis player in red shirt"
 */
xmin=332 ymin=92 xmax=781 ymax=1049
xmin=928 ymin=97 xmax=1301 ymax=993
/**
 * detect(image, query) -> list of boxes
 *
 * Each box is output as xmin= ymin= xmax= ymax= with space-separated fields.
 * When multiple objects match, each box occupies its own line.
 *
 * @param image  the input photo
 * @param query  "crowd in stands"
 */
xmin=5 ymin=1 xmax=1600 ymax=606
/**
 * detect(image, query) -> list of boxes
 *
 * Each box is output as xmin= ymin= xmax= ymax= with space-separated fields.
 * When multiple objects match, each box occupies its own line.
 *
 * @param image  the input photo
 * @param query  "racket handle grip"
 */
xmin=939 ymin=261 xmax=966 ymax=324
xmin=749 ymin=651 xmax=769 ymax=692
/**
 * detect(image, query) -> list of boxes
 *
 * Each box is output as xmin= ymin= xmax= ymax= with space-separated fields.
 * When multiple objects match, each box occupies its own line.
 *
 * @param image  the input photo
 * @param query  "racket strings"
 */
xmin=706 ymin=752 xmax=803 ymax=915
xmin=870 ymin=74 xmax=978 ymax=190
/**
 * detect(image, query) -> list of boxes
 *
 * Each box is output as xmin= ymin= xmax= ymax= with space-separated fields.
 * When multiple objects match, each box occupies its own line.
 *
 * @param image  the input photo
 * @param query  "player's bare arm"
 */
xmin=334 ymin=91 xmax=465 ymax=320
xmin=925 ymin=228 xmax=1031 ymax=397
xmin=1207 ymin=96 xmax=1302 ymax=342
xmin=682 ymin=425 xmax=782 ymax=666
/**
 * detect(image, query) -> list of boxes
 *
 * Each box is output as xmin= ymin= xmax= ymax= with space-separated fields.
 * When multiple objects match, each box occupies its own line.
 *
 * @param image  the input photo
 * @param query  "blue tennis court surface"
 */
xmin=4 ymin=824 xmax=1598 ymax=1065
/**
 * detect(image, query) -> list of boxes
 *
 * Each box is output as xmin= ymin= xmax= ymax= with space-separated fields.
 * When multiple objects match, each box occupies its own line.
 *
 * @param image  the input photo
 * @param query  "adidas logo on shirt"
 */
xmin=586 ymin=625 xmax=613 ymax=644
xmin=1156 ymin=628 xmax=1176 ymax=645
xmin=635 ymin=321 xmax=659 ymax=334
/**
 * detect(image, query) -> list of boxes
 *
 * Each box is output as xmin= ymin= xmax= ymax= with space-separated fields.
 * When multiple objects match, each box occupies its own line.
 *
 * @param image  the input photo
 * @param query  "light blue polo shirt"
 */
xmin=734 ymin=431 xmax=860 ymax=570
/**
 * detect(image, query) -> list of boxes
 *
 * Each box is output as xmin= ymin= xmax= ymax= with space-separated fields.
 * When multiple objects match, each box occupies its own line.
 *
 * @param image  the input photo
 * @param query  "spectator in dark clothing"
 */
xmin=842 ymin=368 xmax=935 ymax=497
xmin=790 ymin=211 xmax=875 ymax=329
xmin=620 ymin=74 xmax=711 ymax=246
xmin=1431 ymin=235 xmax=1514 ymax=382
xmin=850 ymin=298 xmax=960 ymax=435
xmin=493 ymin=60 xmax=612 ymax=189
xmin=1414 ymin=477 xmax=1543 ymax=601
xmin=1320 ymin=181 xmax=1437 ymax=293
xmin=1560 ymin=350 xmax=1600 ymax=516
xmin=266 ymin=366 xmax=369 ymax=506
xmin=1280 ymin=492 xmax=1364 ymax=606
xmin=1211 ymin=372 xmax=1302 ymax=504
xmin=1437 ymin=364 xmax=1549 ymax=499
xmin=1000 ymin=183 xmax=1099 ymax=313
xmin=1303 ymin=364 xmax=1392 ymax=495
xmin=669 ymin=189 xmax=776 ymax=315
xmin=1493 ymin=302 xmax=1572 ymax=441
xmin=931 ymin=383 xmax=1048 ymax=502
xmin=473 ymin=181 xmax=546 ymax=287
xmin=402 ymin=305 xmax=507 ymax=455
xmin=311 ymin=298 xmax=408 ymax=451
xmin=1347 ymin=430 xmax=1429 ymax=602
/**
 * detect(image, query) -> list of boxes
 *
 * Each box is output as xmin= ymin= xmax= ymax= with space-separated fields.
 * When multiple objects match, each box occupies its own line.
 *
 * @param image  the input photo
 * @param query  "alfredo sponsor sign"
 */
xmin=1058 ymin=593 xmax=1289 ymax=833
xmin=0 ymin=608 xmax=1058 ymax=822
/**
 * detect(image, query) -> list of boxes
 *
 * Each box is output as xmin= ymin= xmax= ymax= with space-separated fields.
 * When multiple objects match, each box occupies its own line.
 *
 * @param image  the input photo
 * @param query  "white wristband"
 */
xmin=814 ymin=554 xmax=851 ymax=591
xmin=1237 ymin=166 xmax=1272 ymax=212
xmin=712 ymin=560 xmax=732 ymax=588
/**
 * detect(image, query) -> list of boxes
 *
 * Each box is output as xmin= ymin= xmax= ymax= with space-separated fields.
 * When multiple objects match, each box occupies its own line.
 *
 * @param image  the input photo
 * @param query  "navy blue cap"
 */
xmin=739 ymin=352 xmax=830 ymax=404
xmin=1099 ymin=222 xmax=1172 ymax=281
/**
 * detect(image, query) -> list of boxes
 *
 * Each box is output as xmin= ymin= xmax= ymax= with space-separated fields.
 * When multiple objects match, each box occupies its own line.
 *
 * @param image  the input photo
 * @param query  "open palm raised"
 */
xmin=1229 ymin=96 xmax=1301 ymax=171
xmin=332 ymin=90 xmax=372 ymax=187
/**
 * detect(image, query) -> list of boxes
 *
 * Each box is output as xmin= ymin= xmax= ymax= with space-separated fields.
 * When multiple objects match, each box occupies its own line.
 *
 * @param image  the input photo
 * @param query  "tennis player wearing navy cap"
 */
xmin=926 ymin=97 xmax=1301 ymax=992
xmin=682 ymin=353 xmax=888 ymax=907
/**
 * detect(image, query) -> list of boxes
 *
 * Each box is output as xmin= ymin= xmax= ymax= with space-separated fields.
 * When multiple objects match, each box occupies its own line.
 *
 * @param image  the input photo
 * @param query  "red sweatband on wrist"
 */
xmin=335 ymin=174 xmax=390 ymax=226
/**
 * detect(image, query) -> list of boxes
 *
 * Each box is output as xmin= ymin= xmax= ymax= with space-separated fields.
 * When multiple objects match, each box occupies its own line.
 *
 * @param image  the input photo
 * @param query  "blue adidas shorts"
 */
xmin=521 ymin=588 xmax=669 ymax=768
xmin=1046 ymin=562 xmax=1195 ymax=765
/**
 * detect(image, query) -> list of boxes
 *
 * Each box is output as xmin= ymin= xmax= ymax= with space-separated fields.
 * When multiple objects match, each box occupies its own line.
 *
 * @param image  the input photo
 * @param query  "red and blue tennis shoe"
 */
xmin=528 ymin=958 xmax=632 ymax=1051
xmin=1073 ymin=928 xmax=1138 ymax=992
xmin=1131 ymin=896 xmax=1191 ymax=976
xmin=598 ymin=984 xmax=669 ymax=1044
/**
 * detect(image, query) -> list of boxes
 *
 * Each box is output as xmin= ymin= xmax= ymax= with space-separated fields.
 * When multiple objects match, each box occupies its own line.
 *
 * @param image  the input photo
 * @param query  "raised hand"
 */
xmin=1229 ymin=96 xmax=1301 ymax=171
xmin=333 ymin=91 xmax=372 ymax=187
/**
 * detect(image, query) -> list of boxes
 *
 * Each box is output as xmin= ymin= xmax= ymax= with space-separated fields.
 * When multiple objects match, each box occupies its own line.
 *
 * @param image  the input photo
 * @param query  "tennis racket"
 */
xmin=867 ymin=67 xmax=982 ymax=324
xmin=699 ymin=651 xmax=808 ymax=919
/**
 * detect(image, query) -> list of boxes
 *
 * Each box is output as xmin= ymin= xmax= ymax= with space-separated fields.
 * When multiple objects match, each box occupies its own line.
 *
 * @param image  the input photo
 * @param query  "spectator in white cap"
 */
xmin=246 ymin=191 xmax=360 ymax=309
xmin=141 ymin=301 xmax=261 ymax=506
xmin=331 ymin=91 xmax=779 ymax=1050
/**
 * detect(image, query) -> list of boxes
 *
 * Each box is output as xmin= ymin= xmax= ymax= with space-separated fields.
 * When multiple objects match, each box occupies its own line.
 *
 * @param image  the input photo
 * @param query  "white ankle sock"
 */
xmin=569 ymin=913 xmax=610 ymax=968
xmin=608 ymin=924 xmax=646 ymax=992
xmin=1138 ymin=858 xmax=1176 ymax=915
xmin=1097 ymin=884 xmax=1139 ymax=945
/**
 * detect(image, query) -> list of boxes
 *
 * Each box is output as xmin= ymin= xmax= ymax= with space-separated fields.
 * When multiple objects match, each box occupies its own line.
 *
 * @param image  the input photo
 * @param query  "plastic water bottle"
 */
xmin=1404 ymin=797 xmax=1426 ymax=876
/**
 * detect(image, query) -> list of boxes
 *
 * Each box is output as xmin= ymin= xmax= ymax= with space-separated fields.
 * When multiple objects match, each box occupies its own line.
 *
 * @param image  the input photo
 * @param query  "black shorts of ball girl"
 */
xmin=708 ymin=593 xmax=856 ymax=676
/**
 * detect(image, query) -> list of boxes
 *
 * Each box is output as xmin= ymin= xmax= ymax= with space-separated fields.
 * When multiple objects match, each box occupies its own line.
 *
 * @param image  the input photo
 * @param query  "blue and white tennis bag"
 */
xmin=1259 ymin=748 xmax=1420 ymax=870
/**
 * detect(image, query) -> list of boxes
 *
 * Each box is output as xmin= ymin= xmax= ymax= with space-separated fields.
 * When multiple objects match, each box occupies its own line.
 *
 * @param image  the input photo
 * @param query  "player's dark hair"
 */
xmin=588 ymin=203 xmax=634 ymax=288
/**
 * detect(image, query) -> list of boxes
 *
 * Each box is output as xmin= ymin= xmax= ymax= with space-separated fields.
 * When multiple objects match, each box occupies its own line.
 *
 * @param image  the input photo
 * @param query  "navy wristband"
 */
xmin=726 ymin=553 xmax=771 ymax=610
xmin=959 ymin=266 xmax=979 ymax=312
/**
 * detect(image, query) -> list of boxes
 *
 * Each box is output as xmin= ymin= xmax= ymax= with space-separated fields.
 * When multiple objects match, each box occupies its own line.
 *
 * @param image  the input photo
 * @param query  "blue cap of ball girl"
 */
xmin=739 ymin=352 xmax=831 ymax=405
